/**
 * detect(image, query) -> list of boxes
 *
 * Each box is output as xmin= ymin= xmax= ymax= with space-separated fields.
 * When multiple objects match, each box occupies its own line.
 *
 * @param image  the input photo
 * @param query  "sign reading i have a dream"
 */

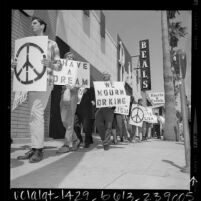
xmin=53 ymin=60 xmax=90 ymax=88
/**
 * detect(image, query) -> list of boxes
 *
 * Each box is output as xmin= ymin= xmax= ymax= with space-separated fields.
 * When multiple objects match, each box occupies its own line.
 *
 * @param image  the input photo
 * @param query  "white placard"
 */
xmin=12 ymin=91 xmax=28 ymax=111
xmin=129 ymin=104 xmax=145 ymax=127
xmin=114 ymin=95 xmax=130 ymax=115
xmin=143 ymin=107 xmax=158 ymax=123
xmin=93 ymin=81 xmax=127 ymax=108
xmin=53 ymin=60 xmax=90 ymax=88
xmin=148 ymin=92 xmax=165 ymax=105
xmin=13 ymin=36 xmax=48 ymax=91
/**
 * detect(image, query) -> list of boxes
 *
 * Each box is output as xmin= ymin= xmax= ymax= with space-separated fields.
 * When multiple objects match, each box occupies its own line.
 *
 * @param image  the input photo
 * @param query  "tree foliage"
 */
xmin=167 ymin=11 xmax=187 ymax=48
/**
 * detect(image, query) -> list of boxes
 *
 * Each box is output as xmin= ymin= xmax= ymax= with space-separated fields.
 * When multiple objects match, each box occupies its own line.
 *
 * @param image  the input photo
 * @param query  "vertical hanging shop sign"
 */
xmin=139 ymin=39 xmax=151 ymax=90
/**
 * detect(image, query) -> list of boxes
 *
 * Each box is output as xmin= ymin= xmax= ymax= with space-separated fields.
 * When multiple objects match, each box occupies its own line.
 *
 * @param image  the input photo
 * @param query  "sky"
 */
xmin=101 ymin=10 xmax=191 ymax=101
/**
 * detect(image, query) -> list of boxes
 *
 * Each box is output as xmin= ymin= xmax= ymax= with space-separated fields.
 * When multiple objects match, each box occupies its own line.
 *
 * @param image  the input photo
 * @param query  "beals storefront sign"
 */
xmin=139 ymin=39 xmax=151 ymax=91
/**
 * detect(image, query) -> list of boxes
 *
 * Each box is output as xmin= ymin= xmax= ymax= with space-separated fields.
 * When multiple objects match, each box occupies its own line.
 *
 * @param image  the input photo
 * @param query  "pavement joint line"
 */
xmin=102 ymin=171 xmax=128 ymax=189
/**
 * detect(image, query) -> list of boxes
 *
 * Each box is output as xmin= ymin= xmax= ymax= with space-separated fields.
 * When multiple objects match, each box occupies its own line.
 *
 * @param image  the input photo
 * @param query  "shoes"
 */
xmin=128 ymin=137 xmax=134 ymax=143
xmin=112 ymin=140 xmax=118 ymax=144
xmin=72 ymin=139 xmax=81 ymax=151
xmin=90 ymin=138 xmax=93 ymax=144
xmin=120 ymin=137 xmax=123 ymax=142
xmin=57 ymin=145 xmax=70 ymax=154
xmin=103 ymin=144 xmax=109 ymax=151
xmin=84 ymin=143 xmax=90 ymax=148
xmin=17 ymin=149 xmax=35 ymax=160
xmin=29 ymin=149 xmax=43 ymax=163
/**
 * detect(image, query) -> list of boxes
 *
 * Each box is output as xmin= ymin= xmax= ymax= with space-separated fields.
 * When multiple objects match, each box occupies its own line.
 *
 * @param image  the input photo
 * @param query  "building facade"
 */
xmin=117 ymin=35 xmax=133 ymax=96
xmin=11 ymin=10 xmax=117 ymax=140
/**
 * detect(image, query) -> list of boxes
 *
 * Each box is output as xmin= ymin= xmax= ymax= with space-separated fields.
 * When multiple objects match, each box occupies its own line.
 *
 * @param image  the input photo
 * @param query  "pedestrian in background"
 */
xmin=154 ymin=113 xmax=161 ymax=139
xmin=137 ymin=98 xmax=147 ymax=142
xmin=111 ymin=114 xmax=118 ymax=144
xmin=127 ymin=96 xmax=137 ymax=143
xmin=12 ymin=16 xmax=61 ymax=163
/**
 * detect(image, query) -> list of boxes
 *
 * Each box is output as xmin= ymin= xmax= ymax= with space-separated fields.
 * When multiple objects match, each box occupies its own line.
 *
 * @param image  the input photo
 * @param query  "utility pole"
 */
xmin=176 ymin=49 xmax=190 ymax=173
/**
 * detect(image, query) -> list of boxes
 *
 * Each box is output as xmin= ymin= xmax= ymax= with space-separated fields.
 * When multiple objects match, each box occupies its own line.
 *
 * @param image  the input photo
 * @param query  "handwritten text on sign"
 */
xmin=148 ymin=92 xmax=165 ymax=105
xmin=114 ymin=95 xmax=130 ymax=115
xmin=143 ymin=107 xmax=158 ymax=123
xmin=13 ymin=36 xmax=48 ymax=91
xmin=93 ymin=81 xmax=126 ymax=108
xmin=53 ymin=60 xmax=90 ymax=88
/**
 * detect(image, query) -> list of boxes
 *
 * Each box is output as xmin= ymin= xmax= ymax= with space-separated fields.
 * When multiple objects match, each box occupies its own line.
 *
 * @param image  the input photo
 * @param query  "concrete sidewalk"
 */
xmin=10 ymin=135 xmax=190 ymax=189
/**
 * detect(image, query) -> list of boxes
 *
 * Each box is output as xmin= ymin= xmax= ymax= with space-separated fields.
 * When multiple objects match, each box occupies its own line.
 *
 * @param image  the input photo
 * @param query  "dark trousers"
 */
xmin=74 ymin=113 xmax=93 ymax=145
xmin=128 ymin=125 xmax=136 ymax=140
xmin=154 ymin=124 xmax=160 ymax=138
xmin=95 ymin=108 xmax=114 ymax=145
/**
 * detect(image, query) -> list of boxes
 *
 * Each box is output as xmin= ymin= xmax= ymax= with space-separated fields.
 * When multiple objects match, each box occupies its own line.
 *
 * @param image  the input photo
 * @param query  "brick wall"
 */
xmin=11 ymin=10 xmax=57 ymax=139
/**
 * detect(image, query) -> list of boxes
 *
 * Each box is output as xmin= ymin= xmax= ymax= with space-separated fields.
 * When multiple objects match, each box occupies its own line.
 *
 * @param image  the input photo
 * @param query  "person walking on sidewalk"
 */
xmin=111 ymin=113 xmax=118 ymax=144
xmin=57 ymin=52 xmax=81 ymax=153
xmin=12 ymin=16 xmax=61 ymax=163
xmin=74 ymin=87 xmax=96 ymax=148
xmin=137 ymin=98 xmax=147 ymax=142
xmin=95 ymin=72 xmax=115 ymax=151
xmin=127 ymin=96 xmax=137 ymax=142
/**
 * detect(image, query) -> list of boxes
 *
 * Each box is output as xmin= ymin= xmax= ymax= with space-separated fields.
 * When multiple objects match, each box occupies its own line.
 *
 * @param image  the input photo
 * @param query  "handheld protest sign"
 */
xmin=93 ymin=81 xmax=127 ymax=108
xmin=13 ymin=36 xmax=48 ymax=91
xmin=114 ymin=95 xmax=130 ymax=115
xmin=53 ymin=60 xmax=90 ymax=88
xmin=143 ymin=106 xmax=158 ymax=123
xmin=147 ymin=92 xmax=165 ymax=105
xmin=129 ymin=104 xmax=145 ymax=127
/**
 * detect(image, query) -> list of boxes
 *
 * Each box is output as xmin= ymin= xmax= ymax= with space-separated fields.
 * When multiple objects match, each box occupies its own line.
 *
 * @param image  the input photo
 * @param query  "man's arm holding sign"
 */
xmin=41 ymin=59 xmax=62 ymax=71
xmin=11 ymin=39 xmax=61 ymax=72
xmin=41 ymin=40 xmax=62 ymax=71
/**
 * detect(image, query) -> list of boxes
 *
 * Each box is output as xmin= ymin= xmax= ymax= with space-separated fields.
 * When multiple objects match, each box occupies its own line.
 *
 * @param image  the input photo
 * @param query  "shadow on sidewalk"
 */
xmin=11 ymin=149 xmax=90 ymax=188
xmin=162 ymin=159 xmax=183 ymax=170
xmin=11 ymin=139 xmax=109 ymax=188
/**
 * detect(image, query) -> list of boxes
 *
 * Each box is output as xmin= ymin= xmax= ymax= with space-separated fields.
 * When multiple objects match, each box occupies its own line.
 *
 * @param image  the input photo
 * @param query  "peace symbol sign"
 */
xmin=14 ymin=42 xmax=46 ymax=84
xmin=131 ymin=107 xmax=144 ymax=123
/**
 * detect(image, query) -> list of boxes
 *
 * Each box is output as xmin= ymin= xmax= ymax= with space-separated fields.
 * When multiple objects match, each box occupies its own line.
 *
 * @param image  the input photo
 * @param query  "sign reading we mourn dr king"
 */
xmin=13 ymin=36 xmax=48 ymax=91
xmin=93 ymin=81 xmax=127 ymax=108
xmin=114 ymin=95 xmax=131 ymax=115
xmin=53 ymin=60 xmax=90 ymax=88
xmin=139 ymin=39 xmax=151 ymax=90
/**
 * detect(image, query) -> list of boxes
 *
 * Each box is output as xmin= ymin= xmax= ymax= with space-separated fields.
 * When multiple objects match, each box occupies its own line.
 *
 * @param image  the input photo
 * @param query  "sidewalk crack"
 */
xmin=102 ymin=171 xmax=128 ymax=189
